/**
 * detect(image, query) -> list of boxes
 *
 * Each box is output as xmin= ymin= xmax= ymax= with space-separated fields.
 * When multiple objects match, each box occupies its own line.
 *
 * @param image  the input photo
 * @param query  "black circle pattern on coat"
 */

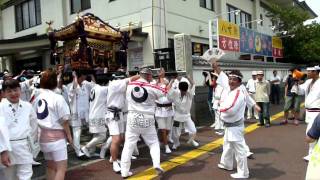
xmin=37 ymin=99 xmax=49 ymax=120
xmin=131 ymin=86 xmax=148 ymax=103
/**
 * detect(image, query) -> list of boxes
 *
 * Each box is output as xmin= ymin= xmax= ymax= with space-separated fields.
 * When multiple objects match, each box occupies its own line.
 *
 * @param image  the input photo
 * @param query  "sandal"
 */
xmin=280 ymin=120 xmax=288 ymax=125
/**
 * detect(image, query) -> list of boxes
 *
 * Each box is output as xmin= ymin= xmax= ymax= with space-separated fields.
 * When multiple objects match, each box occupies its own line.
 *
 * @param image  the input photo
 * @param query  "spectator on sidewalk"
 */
xmin=246 ymin=71 xmax=259 ymax=120
xmin=255 ymin=71 xmax=271 ymax=127
xmin=282 ymin=68 xmax=301 ymax=125
xmin=269 ymin=70 xmax=281 ymax=105
xmin=203 ymin=71 xmax=217 ymax=127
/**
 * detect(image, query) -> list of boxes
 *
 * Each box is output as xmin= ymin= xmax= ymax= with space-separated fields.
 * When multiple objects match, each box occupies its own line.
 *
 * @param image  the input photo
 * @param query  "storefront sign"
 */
xmin=272 ymin=37 xmax=283 ymax=57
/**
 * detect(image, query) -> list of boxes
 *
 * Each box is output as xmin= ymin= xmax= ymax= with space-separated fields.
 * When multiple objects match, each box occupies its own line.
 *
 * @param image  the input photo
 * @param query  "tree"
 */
xmin=267 ymin=3 xmax=320 ymax=64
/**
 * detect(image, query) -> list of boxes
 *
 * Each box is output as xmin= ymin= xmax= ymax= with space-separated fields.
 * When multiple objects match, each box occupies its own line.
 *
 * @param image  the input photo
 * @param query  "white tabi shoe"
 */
xmin=210 ymin=123 xmax=216 ymax=128
xmin=217 ymin=163 xmax=233 ymax=171
xmin=165 ymin=145 xmax=172 ymax=154
xmin=131 ymin=155 xmax=137 ymax=160
xmin=113 ymin=161 xmax=121 ymax=173
xmin=303 ymin=155 xmax=311 ymax=161
xmin=81 ymin=146 xmax=91 ymax=158
xmin=32 ymin=160 xmax=41 ymax=166
xmin=121 ymin=171 xmax=133 ymax=178
xmin=155 ymin=167 xmax=164 ymax=175
xmin=187 ymin=139 xmax=199 ymax=147
xmin=172 ymin=143 xmax=180 ymax=150
xmin=230 ymin=173 xmax=249 ymax=179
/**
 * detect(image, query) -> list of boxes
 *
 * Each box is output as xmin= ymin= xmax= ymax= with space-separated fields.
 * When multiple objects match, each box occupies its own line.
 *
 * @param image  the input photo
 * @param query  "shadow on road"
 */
xmin=250 ymin=163 xmax=286 ymax=180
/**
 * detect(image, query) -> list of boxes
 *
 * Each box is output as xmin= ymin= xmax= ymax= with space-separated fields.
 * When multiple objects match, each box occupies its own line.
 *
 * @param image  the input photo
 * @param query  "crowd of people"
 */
xmin=204 ymin=62 xmax=320 ymax=179
xmin=0 ymin=59 xmax=319 ymax=180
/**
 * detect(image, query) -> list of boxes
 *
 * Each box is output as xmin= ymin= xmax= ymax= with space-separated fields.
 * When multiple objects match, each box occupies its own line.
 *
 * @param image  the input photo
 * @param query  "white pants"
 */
xmin=72 ymin=127 xmax=82 ymax=156
xmin=213 ymin=110 xmax=224 ymax=130
xmin=172 ymin=117 xmax=197 ymax=146
xmin=156 ymin=116 xmax=173 ymax=130
xmin=2 ymin=164 xmax=32 ymax=180
xmin=120 ymin=112 xmax=160 ymax=175
xmin=220 ymin=140 xmax=249 ymax=177
xmin=247 ymin=94 xmax=258 ymax=119
xmin=85 ymin=133 xmax=106 ymax=150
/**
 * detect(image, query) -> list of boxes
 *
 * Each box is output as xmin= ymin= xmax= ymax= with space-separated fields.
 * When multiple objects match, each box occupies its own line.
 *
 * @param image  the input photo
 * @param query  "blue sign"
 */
xmin=240 ymin=27 xmax=272 ymax=56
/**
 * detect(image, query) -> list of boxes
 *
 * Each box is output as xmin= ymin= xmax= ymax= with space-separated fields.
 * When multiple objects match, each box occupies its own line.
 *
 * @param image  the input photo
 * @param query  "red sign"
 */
xmin=219 ymin=35 xmax=240 ymax=52
xmin=272 ymin=48 xmax=283 ymax=58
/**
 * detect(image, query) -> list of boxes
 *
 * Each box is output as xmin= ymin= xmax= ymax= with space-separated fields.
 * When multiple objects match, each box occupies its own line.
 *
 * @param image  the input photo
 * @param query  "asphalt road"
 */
xmin=32 ymin=104 xmax=309 ymax=180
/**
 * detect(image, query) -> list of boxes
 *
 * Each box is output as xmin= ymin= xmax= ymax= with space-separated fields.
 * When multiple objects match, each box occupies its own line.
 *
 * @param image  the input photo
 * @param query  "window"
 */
xmin=227 ymin=4 xmax=252 ymax=29
xmin=260 ymin=14 xmax=263 ymax=26
xmin=227 ymin=5 xmax=238 ymax=24
xmin=200 ymin=0 xmax=214 ymax=11
xmin=15 ymin=0 xmax=41 ymax=32
xmin=71 ymin=0 xmax=91 ymax=14
xmin=240 ymin=11 xmax=252 ymax=29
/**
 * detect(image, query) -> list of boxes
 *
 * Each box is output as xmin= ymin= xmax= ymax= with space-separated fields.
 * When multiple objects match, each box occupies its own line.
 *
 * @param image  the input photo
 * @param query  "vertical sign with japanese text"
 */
xmin=272 ymin=37 xmax=283 ymax=58
xmin=218 ymin=19 xmax=240 ymax=52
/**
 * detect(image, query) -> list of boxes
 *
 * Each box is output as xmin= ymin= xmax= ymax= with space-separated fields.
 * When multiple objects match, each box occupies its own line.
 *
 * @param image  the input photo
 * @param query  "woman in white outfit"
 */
xmin=36 ymin=70 xmax=73 ymax=180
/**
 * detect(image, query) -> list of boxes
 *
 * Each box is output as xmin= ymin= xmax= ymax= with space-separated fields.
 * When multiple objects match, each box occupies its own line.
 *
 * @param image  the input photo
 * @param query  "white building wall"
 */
xmin=1 ymin=0 xmax=65 ymax=39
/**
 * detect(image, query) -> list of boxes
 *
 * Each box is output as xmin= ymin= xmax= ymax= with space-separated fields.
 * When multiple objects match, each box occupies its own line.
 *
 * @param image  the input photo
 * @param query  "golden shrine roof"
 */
xmin=52 ymin=13 xmax=122 ymax=42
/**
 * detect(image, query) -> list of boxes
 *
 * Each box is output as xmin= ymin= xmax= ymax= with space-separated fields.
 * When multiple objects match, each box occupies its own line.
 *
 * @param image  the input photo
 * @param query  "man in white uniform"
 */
xmin=106 ymin=73 xmax=140 ymax=173
xmin=120 ymin=68 xmax=165 ymax=178
xmin=298 ymin=66 xmax=320 ymax=161
xmin=82 ymin=79 xmax=108 ymax=158
xmin=0 ymin=79 xmax=38 ymax=180
xmin=153 ymin=68 xmax=174 ymax=154
xmin=212 ymin=61 xmax=250 ymax=179
xmin=167 ymin=76 xmax=199 ymax=150
xmin=68 ymin=70 xmax=95 ymax=157
xmin=246 ymin=71 xmax=259 ymax=120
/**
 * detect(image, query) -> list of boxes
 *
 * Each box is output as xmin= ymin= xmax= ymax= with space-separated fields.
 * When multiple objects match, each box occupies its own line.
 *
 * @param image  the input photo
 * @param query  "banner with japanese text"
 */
xmin=272 ymin=37 xmax=284 ymax=57
xmin=218 ymin=19 xmax=240 ymax=52
xmin=215 ymin=19 xmax=283 ymax=57
xmin=239 ymin=27 xmax=272 ymax=56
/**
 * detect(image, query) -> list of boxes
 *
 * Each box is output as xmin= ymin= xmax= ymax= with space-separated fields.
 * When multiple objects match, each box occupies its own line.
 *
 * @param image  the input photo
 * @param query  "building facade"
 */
xmin=0 ymin=0 xmax=317 ymax=83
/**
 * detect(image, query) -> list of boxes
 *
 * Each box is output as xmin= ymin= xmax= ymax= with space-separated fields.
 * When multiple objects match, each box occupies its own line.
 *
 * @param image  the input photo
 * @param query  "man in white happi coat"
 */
xmin=120 ymin=68 xmax=165 ymax=178
xmin=0 ymin=79 xmax=38 ymax=180
xmin=212 ymin=62 xmax=251 ymax=179
xmin=167 ymin=76 xmax=199 ymax=150
xmin=106 ymin=73 xmax=140 ymax=173
xmin=153 ymin=68 xmax=174 ymax=154
xmin=81 ymin=79 xmax=108 ymax=158
xmin=298 ymin=66 xmax=320 ymax=161
xmin=68 ymin=70 xmax=95 ymax=157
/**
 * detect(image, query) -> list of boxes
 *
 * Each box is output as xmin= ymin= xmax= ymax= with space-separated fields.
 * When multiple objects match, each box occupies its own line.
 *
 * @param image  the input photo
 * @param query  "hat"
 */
xmin=314 ymin=65 xmax=320 ymax=70
xmin=139 ymin=67 xmax=152 ymax=75
xmin=252 ymin=71 xmax=257 ymax=75
xmin=257 ymin=71 xmax=264 ymax=75
xmin=307 ymin=67 xmax=316 ymax=71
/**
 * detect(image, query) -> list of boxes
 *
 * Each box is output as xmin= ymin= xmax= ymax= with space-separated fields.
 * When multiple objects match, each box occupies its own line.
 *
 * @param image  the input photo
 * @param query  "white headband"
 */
xmin=229 ymin=74 xmax=243 ymax=79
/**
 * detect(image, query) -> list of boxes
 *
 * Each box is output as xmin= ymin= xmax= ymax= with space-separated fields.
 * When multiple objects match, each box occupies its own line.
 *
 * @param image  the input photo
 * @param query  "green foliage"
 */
xmin=267 ymin=3 xmax=320 ymax=64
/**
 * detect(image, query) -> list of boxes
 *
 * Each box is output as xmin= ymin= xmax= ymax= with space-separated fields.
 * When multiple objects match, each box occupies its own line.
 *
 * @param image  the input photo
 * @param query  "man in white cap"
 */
xmin=246 ymin=71 xmax=258 ymax=120
xmin=255 ymin=71 xmax=271 ymax=127
xmin=298 ymin=65 xmax=320 ymax=161
xmin=120 ymin=67 xmax=165 ymax=178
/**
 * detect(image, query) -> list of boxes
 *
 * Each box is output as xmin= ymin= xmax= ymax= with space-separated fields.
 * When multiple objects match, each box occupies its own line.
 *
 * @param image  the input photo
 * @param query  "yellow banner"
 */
xmin=272 ymin=37 xmax=283 ymax=49
xmin=218 ymin=19 xmax=240 ymax=39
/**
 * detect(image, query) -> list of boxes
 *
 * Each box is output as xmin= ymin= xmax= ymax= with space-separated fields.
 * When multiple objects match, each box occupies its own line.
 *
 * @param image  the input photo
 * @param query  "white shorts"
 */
xmin=108 ymin=120 xmax=125 ymax=136
xmin=43 ymin=148 xmax=68 ymax=161
xmin=156 ymin=117 xmax=173 ymax=130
